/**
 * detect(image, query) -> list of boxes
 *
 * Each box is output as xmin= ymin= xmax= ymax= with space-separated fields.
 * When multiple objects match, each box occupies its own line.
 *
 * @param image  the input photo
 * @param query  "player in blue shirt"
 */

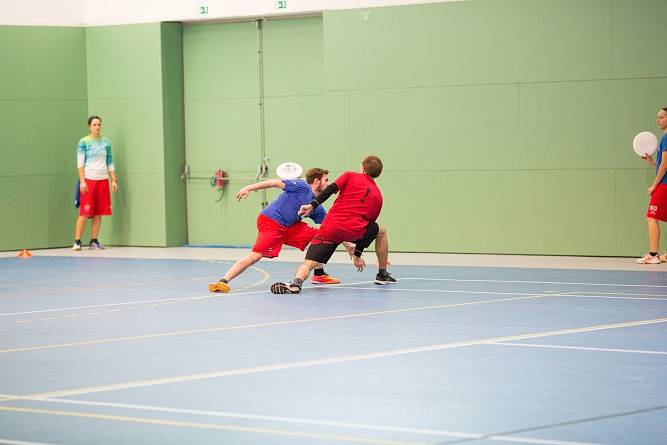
xmin=637 ymin=107 xmax=667 ymax=264
xmin=209 ymin=168 xmax=347 ymax=293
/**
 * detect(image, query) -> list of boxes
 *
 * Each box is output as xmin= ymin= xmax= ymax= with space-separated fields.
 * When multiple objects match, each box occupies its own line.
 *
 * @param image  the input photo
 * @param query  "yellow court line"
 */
xmin=0 ymin=405 xmax=427 ymax=445
xmin=21 ymin=316 xmax=667 ymax=400
xmin=0 ymin=293 xmax=554 ymax=355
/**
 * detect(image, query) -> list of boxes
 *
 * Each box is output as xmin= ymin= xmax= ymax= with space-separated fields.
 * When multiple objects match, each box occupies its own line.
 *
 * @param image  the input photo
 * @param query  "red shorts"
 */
xmin=79 ymin=179 xmax=112 ymax=217
xmin=647 ymin=183 xmax=667 ymax=222
xmin=252 ymin=214 xmax=317 ymax=258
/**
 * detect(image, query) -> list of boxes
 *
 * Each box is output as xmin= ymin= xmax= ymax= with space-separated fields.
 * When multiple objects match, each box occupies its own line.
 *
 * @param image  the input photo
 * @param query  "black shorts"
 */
xmin=305 ymin=222 xmax=379 ymax=264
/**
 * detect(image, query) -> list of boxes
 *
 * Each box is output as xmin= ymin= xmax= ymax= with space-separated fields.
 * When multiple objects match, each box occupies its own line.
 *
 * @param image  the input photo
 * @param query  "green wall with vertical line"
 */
xmin=1 ymin=0 xmax=665 ymax=255
xmin=183 ymin=0 xmax=667 ymax=256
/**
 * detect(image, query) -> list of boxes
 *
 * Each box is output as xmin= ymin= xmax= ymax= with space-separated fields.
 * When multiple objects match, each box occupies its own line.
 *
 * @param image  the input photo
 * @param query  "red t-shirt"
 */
xmin=319 ymin=172 xmax=383 ymax=240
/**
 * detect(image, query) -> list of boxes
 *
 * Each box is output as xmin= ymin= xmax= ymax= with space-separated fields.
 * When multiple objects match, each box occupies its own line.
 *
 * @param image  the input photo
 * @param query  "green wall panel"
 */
xmin=161 ymin=22 xmax=188 ymax=247
xmin=0 ymin=177 xmax=32 ymax=250
xmin=264 ymin=93 xmax=349 ymax=172
xmin=0 ymin=26 xmax=87 ymax=251
xmin=183 ymin=22 xmax=259 ymax=100
xmin=29 ymin=175 xmax=78 ymax=248
xmin=612 ymin=0 xmax=667 ymax=78
xmin=380 ymin=170 xmax=617 ymax=255
xmin=518 ymin=79 xmax=667 ymax=170
xmin=98 ymin=173 xmax=166 ymax=246
xmin=513 ymin=0 xmax=613 ymax=83
xmin=348 ymin=85 xmax=519 ymax=171
xmin=86 ymin=24 xmax=162 ymax=100
xmin=324 ymin=1 xmax=521 ymax=90
xmin=324 ymin=0 xmax=613 ymax=91
xmin=0 ymin=100 xmax=86 ymax=176
xmin=186 ymin=173 xmax=260 ymax=246
xmin=0 ymin=26 xmax=86 ymax=101
xmin=184 ymin=98 xmax=261 ymax=171
xmin=85 ymin=99 xmax=165 ymax=174
xmin=263 ymin=17 xmax=324 ymax=96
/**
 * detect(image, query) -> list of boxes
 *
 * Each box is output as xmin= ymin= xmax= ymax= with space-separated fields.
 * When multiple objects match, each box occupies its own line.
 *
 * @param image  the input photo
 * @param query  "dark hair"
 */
xmin=87 ymin=115 xmax=102 ymax=126
xmin=362 ymin=155 xmax=383 ymax=178
xmin=305 ymin=168 xmax=329 ymax=184
xmin=662 ymin=107 xmax=667 ymax=113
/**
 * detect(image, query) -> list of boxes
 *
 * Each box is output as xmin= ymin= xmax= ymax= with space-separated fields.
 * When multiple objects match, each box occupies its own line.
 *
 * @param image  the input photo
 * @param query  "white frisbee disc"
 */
xmin=276 ymin=162 xmax=303 ymax=180
xmin=632 ymin=131 xmax=658 ymax=157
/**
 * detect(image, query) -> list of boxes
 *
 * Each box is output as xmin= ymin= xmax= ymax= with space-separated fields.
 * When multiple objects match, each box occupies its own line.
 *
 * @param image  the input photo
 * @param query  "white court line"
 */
xmin=21 ymin=316 xmax=667 ymax=399
xmin=0 ymin=394 xmax=605 ymax=445
xmin=0 ymin=394 xmax=481 ymax=439
xmin=0 ymin=405 xmax=427 ymax=445
xmin=343 ymin=285 xmax=667 ymax=301
xmin=488 ymin=436 xmax=602 ymax=445
xmin=0 ymin=280 xmax=376 ymax=317
xmin=0 ymin=439 xmax=62 ymax=445
xmin=402 ymin=277 xmax=667 ymax=288
xmin=492 ymin=342 xmax=667 ymax=355
xmin=0 ymin=293 xmax=554 ymax=354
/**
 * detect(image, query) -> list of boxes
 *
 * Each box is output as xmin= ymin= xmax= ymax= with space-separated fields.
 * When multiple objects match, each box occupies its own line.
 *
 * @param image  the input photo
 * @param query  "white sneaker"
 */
xmin=72 ymin=241 xmax=82 ymax=251
xmin=636 ymin=254 xmax=660 ymax=264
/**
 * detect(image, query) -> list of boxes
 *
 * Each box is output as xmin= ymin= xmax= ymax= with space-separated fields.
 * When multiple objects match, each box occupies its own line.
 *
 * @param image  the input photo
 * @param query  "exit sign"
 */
xmin=276 ymin=1 xmax=287 ymax=9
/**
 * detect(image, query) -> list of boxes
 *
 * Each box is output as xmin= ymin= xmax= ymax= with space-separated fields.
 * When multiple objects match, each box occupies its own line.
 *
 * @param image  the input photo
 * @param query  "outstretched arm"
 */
xmin=237 ymin=179 xmax=285 ymax=201
xmin=299 ymin=183 xmax=339 ymax=217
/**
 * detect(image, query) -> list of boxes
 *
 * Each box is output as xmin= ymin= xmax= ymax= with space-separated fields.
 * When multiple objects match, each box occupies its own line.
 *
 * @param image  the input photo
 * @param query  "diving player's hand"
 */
xmin=353 ymin=255 xmax=365 ymax=272
xmin=298 ymin=204 xmax=313 ymax=217
xmin=342 ymin=241 xmax=356 ymax=259
xmin=236 ymin=187 xmax=250 ymax=201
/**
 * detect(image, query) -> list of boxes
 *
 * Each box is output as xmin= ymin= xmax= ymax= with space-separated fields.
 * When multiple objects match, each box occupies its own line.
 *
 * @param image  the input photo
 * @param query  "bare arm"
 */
xmin=78 ymin=167 xmax=87 ymax=194
xmin=236 ymin=179 xmax=285 ymax=201
xmin=648 ymin=162 xmax=667 ymax=195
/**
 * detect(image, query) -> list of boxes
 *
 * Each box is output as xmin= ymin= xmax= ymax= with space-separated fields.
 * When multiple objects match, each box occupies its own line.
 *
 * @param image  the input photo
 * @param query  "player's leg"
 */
xmin=375 ymin=225 xmax=389 ymax=270
xmin=209 ymin=251 xmax=264 ymax=293
xmin=210 ymin=215 xmax=286 ymax=293
xmin=73 ymin=216 xmax=88 ymax=251
xmin=637 ymin=186 xmax=666 ymax=264
xmin=271 ymin=236 xmax=339 ymax=294
xmin=89 ymin=179 xmax=111 ymax=249
xmin=285 ymin=222 xmax=342 ymax=285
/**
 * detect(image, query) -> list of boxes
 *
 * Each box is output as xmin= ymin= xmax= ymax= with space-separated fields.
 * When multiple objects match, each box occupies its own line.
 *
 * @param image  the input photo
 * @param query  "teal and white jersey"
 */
xmin=76 ymin=135 xmax=115 ymax=180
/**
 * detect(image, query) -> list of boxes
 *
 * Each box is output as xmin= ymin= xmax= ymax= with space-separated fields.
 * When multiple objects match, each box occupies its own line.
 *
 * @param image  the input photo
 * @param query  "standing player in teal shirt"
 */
xmin=73 ymin=116 xmax=118 ymax=251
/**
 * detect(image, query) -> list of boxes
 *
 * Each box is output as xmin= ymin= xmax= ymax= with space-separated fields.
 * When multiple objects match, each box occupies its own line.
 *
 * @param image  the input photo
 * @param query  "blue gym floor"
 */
xmin=0 ymin=254 xmax=666 ymax=445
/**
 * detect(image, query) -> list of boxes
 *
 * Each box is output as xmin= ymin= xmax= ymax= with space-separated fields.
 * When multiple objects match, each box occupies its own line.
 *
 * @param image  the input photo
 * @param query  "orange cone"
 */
xmin=17 ymin=249 xmax=32 ymax=258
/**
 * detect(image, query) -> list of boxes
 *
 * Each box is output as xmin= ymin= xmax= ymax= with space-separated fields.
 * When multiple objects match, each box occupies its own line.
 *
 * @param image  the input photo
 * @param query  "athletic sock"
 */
xmin=91 ymin=238 xmax=98 ymax=243
xmin=313 ymin=269 xmax=325 ymax=276
xmin=379 ymin=268 xmax=387 ymax=275
xmin=219 ymin=278 xmax=229 ymax=283
xmin=650 ymin=252 xmax=658 ymax=256
xmin=291 ymin=278 xmax=304 ymax=287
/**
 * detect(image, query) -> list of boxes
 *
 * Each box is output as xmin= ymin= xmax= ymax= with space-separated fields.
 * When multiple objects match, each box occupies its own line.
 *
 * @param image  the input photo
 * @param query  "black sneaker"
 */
xmin=270 ymin=282 xmax=302 ymax=294
xmin=375 ymin=271 xmax=397 ymax=285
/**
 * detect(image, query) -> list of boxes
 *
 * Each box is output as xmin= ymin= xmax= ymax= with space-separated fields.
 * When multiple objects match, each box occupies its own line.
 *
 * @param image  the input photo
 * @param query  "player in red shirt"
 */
xmin=270 ymin=155 xmax=396 ymax=294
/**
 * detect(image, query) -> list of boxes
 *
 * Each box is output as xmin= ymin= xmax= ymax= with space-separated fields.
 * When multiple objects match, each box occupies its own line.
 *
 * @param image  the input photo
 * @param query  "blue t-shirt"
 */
xmin=657 ymin=133 xmax=667 ymax=185
xmin=261 ymin=179 xmax=326 ymax=227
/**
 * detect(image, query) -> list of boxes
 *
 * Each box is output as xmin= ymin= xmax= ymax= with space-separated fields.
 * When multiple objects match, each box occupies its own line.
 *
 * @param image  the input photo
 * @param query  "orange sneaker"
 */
xmin=208 ymin=280 xmax=231 ymax=293
xmin=311 ymin=274 xmax=341 ymax=285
